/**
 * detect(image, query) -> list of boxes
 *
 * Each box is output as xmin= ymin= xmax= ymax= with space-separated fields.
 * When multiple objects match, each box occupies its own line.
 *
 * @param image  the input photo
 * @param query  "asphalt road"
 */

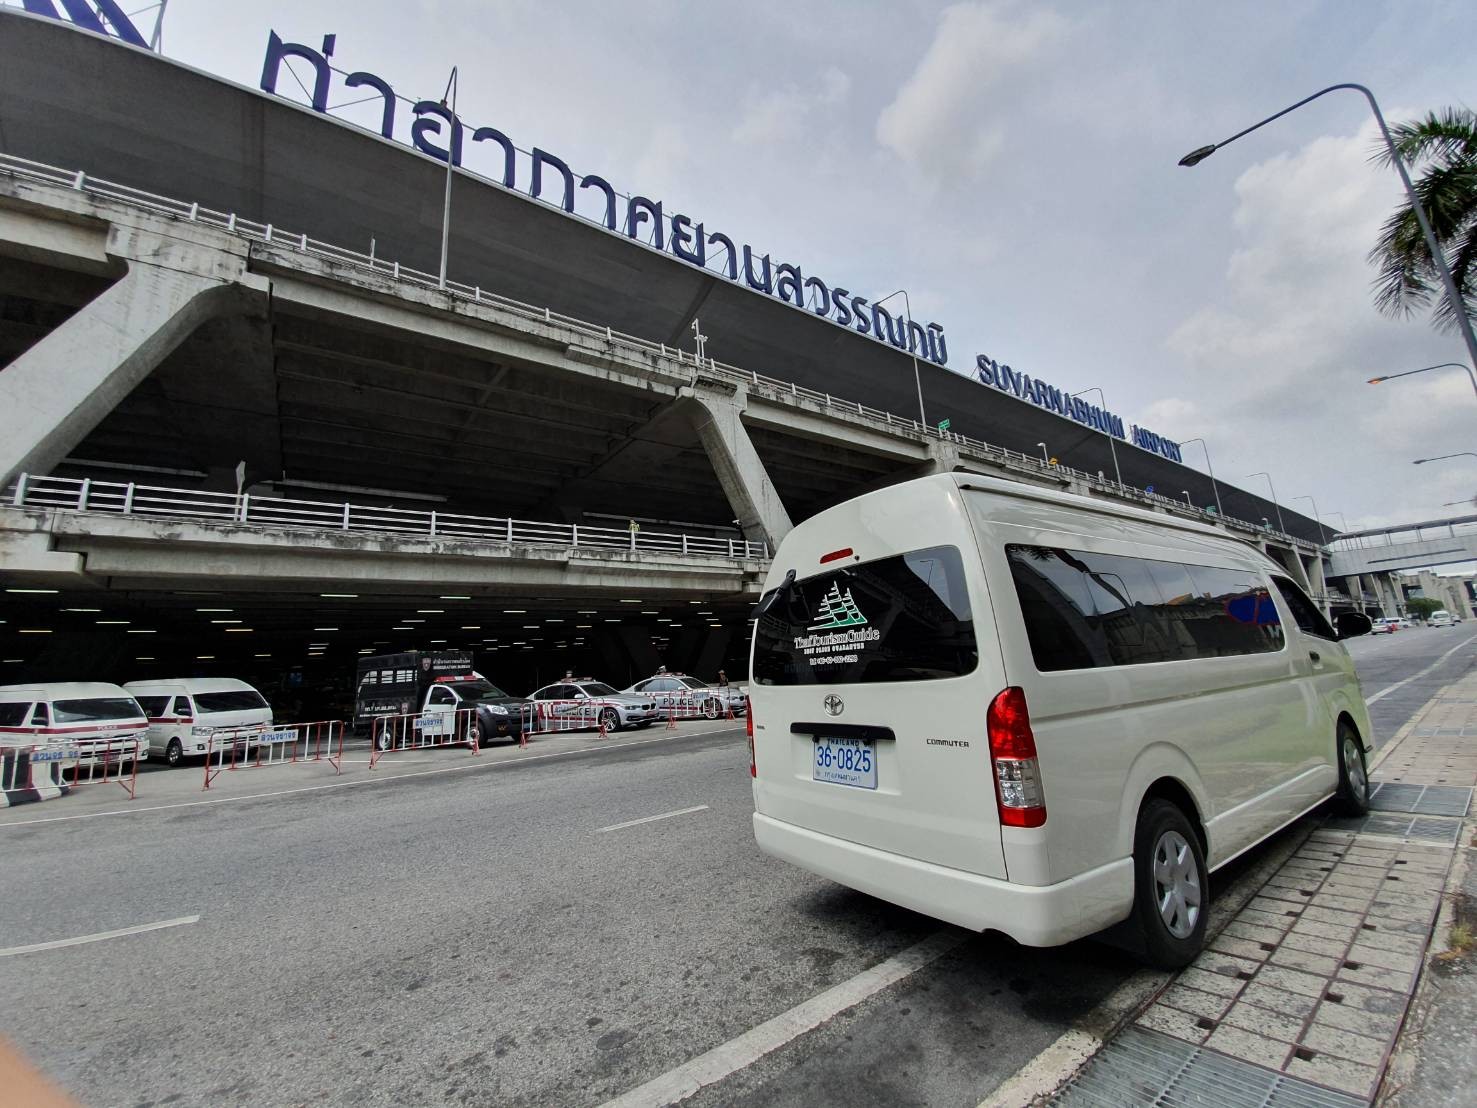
xmin=2 ymin=627 xmax=1474 ymax=1108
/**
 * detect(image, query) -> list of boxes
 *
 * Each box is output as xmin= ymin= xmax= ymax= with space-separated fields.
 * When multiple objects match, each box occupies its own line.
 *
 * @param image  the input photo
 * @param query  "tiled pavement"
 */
xmin=1059 ymin=675 xmax=1476 ymax=1105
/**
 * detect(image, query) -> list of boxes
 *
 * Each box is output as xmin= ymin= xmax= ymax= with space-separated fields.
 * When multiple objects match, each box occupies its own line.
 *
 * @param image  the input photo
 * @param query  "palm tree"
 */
xmin=1369 ymin=107 xmax=1477 ymax=333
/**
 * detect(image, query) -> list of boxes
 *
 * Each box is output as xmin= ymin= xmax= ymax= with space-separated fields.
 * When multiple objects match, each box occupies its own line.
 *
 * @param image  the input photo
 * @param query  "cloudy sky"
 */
xmin=115 ymin=1 xmax=1477 ymax=533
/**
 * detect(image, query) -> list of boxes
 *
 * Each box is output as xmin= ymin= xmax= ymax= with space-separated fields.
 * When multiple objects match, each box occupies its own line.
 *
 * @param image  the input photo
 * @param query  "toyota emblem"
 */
xmin=823 ymin=694 xmax=844 ymax=717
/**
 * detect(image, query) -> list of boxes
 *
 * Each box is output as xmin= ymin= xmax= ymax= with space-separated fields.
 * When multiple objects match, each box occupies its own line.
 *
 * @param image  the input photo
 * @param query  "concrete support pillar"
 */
xmin=1303 ymin=554 xmax=1328 ymax=613
xmin=678 ymin=385 xmax=792 ymax=552
xmin=0 ymin=229 xmax=264 ymax=490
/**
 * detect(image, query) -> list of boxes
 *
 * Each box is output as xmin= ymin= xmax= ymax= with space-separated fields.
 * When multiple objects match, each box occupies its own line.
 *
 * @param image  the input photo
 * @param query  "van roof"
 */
xmin=123 ymin=677 xmax=259 ymax=693
xmin=0 ymin=681 xmax=137 ymax=700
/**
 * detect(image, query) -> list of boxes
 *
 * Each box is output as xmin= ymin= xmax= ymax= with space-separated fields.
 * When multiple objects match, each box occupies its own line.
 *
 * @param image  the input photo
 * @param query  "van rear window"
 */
xmin=52 ymin=698 xmax=146 ymax=724
xmin=1005 ymin=545 xmax=1283 ymax=672
xmin=195 ymin=691 xmax=269 ymax=713
xmin=752 ymin=546 xmax=977 ymax=685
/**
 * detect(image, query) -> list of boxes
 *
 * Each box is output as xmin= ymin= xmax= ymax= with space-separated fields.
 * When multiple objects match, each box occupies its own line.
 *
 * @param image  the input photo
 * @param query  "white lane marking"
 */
xmin=0 ymin=725 xmax=745 ymax=828
xmin=598 ymin=930 xmax=967 ymax=1108
xmin=597 ymin=805 xmax=709 ymax=834
xmin=0 ymin=914 xmax=200 ymax=957
xmin=1364 ymin=632 xmax=1477 ymax=704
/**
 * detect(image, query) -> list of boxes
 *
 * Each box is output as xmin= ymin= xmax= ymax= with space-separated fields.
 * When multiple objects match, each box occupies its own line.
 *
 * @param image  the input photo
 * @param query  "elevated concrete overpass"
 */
xmin=1329 ymin=516 xmax=1477 ymax=577
xmin=0 ymin=10 xmax=1344 ymax=693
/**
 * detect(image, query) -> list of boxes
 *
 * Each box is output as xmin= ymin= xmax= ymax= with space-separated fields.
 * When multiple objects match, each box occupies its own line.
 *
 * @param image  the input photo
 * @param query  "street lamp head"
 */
xmin=1413 ymin=458 xmax=1429 ymax=465
xmin=1367 ymin=376 xmax=1387 ymax=384
xmin=1178 ymin=144 xmax=1217 ymax=167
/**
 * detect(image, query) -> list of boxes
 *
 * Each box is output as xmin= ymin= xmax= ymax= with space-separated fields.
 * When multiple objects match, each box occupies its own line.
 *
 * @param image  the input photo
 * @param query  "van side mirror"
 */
xmin=1335 ymin=612 xmax=1373 ymax=639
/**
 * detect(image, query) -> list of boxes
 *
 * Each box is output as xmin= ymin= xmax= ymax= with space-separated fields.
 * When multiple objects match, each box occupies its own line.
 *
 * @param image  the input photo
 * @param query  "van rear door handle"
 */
xmin=1309 ymin=651 xmax=1321 ymax=663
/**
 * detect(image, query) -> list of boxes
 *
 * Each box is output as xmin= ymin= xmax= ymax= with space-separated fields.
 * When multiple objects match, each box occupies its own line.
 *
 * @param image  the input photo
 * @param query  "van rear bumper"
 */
xmin=753 ymin=812 xmax=1134 ymax=948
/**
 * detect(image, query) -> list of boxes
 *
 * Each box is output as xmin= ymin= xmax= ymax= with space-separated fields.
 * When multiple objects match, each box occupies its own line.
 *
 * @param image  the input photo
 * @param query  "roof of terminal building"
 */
xmin=0 ymin=10 xmax=1323 ymax=545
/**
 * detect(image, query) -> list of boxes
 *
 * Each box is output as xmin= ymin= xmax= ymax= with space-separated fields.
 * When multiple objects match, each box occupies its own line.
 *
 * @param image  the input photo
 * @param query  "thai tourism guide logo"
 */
xmin=809 ymin=583 xmax=868 ymax=631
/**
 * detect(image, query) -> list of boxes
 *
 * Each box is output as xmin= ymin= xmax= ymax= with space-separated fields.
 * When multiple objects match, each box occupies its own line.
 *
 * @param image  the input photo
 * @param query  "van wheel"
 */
xmin=165 ymin=738 xmax=183 ymax=767
xmin=1133 ymin=799 xmax=1207 ymax=969
xmin=1335 ymin=723 xmax=1371 ymax=817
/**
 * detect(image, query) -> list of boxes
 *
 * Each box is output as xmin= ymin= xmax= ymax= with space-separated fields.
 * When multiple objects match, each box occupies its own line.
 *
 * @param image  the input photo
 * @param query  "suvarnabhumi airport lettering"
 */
xmin=257 ymin=32 xmax=949 ymax=368
xmin=975 ymin=355 xmax=1183 ymax=463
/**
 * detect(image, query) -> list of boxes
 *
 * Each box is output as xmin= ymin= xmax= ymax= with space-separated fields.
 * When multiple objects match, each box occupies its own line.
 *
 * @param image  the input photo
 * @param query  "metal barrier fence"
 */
xmin=0 ymin=152 xmax=1321 ymax=555
xmin=5 ymin=472 xmax=769 ymax=560
xmin=202 ymin=721 xmax=345 ymax=789
xmin=369 ymin=708 xmax=480 ymax=768
xmin=524 ymin=699 xmax=625 ymax=738
xmin=2 ymin=738 xmax=142 ymax=800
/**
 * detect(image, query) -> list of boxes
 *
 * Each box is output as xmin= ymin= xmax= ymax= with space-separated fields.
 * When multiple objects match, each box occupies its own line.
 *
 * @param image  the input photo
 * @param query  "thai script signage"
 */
xmin=975 ymin=355 xmax=1183 ymax=463
xmin=257 ymin=32 xmax=951 ymax=367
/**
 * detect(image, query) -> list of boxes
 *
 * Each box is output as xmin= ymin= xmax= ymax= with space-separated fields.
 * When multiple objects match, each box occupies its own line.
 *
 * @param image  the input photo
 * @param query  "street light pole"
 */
xmin=1181 ymin=490 xmax=1193 ymax=507
xmin=1071 ymin=386 xmax=1124 ymax=490
xmin=437 ymin=66 xmax=459 ymax=291
xmin=1413 ymin=452 xmax=1477 ymax=464
xmin=1247 ymin=472 xmax=1286 ymax=533
xmin=874 ymin=289 xmax=927 ymax=429
xmin=1037 ymin=442 xmax=1050 ymax=464
xmin=1369 ymin=362 xmax=1477 ymax=406
xmin=1180 ymin=437 xmax=1224 ymax=517
xmin=1291 ymin=495 xmax=1329 ymax=544
xmin=1326 ymin=510 xmax=1349 ymax=534
xmin=1180 ymin=85 xmax=1477 ymax=374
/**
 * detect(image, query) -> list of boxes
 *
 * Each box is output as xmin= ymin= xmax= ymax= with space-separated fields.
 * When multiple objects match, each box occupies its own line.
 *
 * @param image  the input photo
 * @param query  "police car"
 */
xmin=528 ymin=679 xmax=660 ymax=731
xmin=621 ymin=672 xmax=747 ymax=719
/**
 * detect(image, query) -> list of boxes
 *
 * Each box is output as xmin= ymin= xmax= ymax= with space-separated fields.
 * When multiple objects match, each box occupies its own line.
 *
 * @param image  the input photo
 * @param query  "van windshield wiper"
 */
xmin=751 ymin=568 xmax=796 ymax=620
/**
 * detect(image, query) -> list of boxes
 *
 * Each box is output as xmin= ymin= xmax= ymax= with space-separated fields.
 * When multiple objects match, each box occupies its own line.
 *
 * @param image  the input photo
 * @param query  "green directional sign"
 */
xmin=937 ymin=418 xmax=951 ymax=432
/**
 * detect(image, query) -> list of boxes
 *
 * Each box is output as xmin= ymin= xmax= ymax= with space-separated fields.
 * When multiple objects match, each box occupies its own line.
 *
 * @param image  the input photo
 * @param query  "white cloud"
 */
xmin=732 ymin=66 xmax=852 ymax=147
xmin=876 ymin=1 xmax=1068 ymax=179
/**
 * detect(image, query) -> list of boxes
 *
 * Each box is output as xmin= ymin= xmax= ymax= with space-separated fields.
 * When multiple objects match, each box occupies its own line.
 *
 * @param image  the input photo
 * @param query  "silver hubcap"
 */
xmin=1152 ymin=830 xmax=1202 ymax=940
xmin=1343 ymin=736 xmax=1367 ymax=800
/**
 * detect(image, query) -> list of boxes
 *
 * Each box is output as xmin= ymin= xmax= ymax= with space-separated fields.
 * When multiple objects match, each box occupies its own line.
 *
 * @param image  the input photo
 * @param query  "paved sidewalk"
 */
xmin=1052 ymin=671 xmax=1476 ymax=1106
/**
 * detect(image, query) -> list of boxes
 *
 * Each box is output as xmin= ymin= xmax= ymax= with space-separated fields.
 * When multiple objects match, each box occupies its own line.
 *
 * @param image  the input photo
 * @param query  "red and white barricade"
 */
xmin=203 ymin=720 xmax=345 ymax=789
xmin=3 ymin=738 xmax=142 ymax=802
xmin=524 ymin=700 xmax=622 ymax=738
xmin=368 ymin=707 xmax=479 ymax=768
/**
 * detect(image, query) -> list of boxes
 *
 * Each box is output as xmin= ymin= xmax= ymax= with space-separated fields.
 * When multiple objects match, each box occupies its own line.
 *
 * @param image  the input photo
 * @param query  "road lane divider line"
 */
xmin=1364 ymin=632 xmax=1477 ymax=705
xmin=0 ymin=725 xmax=747 ymax=828
xmin=598 ymin=930 xmax=968 ymax=1108
xmin=597 ymin=805 xmax=709 ymax=833
xmin=0 ymin=914 xmax=200 ymax=957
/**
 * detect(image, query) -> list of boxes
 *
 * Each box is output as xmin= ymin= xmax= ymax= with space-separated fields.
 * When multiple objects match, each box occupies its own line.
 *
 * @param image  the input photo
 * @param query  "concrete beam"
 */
xmin=0 ymin=224 xmax=266 ymax=489
xmin=677 ymin=385 xmax=792 ymax=551
xmin=1 ymin=509 xmax=766 ymax=596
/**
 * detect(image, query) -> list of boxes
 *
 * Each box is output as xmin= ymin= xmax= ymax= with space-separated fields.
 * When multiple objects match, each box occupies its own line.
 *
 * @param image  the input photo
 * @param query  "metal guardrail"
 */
xmin=0 ymin=152 xmax=1321 ymax=554
xmin=1327 ymin=518 xmax=1477 ymax=551
xmin=4 ymin=474 xmax=770 ymax=560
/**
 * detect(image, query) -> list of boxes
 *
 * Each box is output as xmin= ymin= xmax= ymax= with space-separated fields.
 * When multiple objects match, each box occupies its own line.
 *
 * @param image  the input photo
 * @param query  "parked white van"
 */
xmin=0 ymin=682 xmax=148 ymax=765
xmin=748 ymin=474 xmax=1374 ymax=967
xmin=123 ymin=678 xmax=273 ymax=766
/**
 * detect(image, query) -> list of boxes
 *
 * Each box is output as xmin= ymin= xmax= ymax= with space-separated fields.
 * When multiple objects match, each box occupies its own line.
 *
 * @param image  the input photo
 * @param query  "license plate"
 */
xmin=812 ymin=737 xmax=876 ymax=790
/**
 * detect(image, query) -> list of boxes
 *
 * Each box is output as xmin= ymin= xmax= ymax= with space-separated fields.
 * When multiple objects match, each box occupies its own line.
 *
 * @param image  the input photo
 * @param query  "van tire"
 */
xmin=165 ymin=738 xmax=183 ymax=767
xmin=1132 ymin=799 xmax=1207 ymax=969
xmin=1334 ymin=723 xmax=1371 ymax=817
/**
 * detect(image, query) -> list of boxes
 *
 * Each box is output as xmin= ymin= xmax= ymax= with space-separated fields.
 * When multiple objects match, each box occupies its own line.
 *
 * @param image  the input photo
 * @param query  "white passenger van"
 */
xmin=123 ymin=678 xmax=273 ymax=766
xmin=0 ymin=682 xmax=148 ymax=765
xmin=1429 ymin=610 xmax=1453 ymax=628
xmin=748 ymin=474 xmax=1374 ymax=967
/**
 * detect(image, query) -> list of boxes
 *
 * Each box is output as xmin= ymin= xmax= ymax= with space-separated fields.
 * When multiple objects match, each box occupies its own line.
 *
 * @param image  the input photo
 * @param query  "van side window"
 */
xmin=174 ymin=696 xmax=193 ymax=719
xmin=133 ymin=696 xmax=170 ymax=717
xmin=1006 ymin=546 xmax=1284 ymax=672
xmin=1269 ymin=576 xmax=1337 ymax=641
xmin=0 ymin=703 xmax=30 ymax=727
xmin=29 ymin=703 xmax=49 ymax=727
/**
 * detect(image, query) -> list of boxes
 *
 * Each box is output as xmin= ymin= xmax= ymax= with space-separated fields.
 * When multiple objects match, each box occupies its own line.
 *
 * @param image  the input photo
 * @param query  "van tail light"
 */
xmin=987 ymin=687 xmax=1046 ymax=827
xmin=746 ymin=699 xmax=756 ymax=777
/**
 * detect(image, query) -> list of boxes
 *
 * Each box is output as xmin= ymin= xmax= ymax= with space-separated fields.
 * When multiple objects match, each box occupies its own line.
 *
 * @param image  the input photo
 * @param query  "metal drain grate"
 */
xmin=1323 ymin=812 xmax=1462 ymax=844
xmin=1051 ymin=1027 xmax=1365 ymax=1107
xmin=1368 ymin=783 xmax=1472 ymax=817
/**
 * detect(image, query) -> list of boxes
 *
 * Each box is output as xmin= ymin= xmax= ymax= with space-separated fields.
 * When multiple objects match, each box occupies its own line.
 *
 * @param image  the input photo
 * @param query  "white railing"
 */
xmin=4 ymin=473 xmax=769 ymax=560
xmin=0 ymin=152 xmax=1321 ymax=554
